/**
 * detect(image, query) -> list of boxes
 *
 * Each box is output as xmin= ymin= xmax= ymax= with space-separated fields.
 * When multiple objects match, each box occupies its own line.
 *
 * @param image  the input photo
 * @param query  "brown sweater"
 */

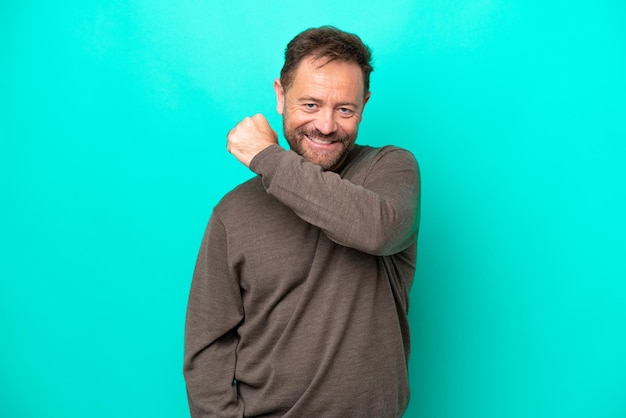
xmin=184 ymin=144 xmax=420 ymax=417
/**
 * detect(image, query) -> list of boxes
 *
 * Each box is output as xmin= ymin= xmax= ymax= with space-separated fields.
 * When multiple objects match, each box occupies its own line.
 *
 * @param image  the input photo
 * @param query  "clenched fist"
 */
xmin=227 ymin=114 xmax=279 ymax=167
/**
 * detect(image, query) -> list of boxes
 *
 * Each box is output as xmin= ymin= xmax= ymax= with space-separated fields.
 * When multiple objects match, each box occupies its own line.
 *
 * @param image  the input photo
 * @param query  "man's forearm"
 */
xmin=249 ymin=145 xmax=420 ymax=256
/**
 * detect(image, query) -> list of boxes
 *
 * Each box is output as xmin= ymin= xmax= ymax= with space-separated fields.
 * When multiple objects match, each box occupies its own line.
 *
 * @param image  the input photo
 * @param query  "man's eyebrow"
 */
xmin=297 ymin=95 xmax=321 ymax=103
xmin=297 ymin=96 xmax=359 ymax=108
xmin=336 ymin=101 xmax=359 ymax=108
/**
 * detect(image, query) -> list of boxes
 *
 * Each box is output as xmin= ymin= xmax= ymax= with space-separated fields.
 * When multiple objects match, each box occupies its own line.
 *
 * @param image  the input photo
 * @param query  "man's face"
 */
xmin=274 ymin=56 xmax=370 ymax=171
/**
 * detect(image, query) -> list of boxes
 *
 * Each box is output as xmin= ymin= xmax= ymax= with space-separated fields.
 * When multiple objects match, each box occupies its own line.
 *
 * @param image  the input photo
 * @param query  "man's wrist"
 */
xmin=249 ymin=144 xmax=284 ymax=175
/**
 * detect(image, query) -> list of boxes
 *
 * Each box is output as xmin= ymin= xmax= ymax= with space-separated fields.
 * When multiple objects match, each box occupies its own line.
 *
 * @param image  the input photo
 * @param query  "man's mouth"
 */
xmin=305 ymin=134 xmax=340 ymax=147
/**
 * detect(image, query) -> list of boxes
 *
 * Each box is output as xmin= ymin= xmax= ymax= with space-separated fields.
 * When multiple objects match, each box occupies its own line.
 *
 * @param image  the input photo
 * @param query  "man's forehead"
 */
xmin=290 ymin=57 xmax=364 ymax=89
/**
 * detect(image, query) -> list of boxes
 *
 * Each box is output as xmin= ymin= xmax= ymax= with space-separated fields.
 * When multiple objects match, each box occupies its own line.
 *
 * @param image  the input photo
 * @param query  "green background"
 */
xmin=2 ymin=1 xmax=625 ymax=417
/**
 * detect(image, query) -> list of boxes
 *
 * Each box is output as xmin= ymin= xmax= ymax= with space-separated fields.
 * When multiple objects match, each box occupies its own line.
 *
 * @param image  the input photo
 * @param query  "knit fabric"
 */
xmin=184 ymin=144 xmax=420 ymax=417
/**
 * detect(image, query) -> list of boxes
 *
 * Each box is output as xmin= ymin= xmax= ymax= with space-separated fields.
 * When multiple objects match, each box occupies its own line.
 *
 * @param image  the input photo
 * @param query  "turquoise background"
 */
xmin=2 ymin=1 xmax=625 ymax=417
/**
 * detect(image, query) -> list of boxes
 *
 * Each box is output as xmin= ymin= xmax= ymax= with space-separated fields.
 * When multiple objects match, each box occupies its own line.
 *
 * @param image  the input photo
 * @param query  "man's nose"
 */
xmin=314 ymin=109 xmax=337 ymax=135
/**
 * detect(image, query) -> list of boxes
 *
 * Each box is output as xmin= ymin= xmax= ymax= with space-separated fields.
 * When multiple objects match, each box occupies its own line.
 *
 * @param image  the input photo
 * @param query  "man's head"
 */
xmin=274 ymin=26 xmax=373 ymax=171
xmin=279 ymin=26 xmax=373 ymax=96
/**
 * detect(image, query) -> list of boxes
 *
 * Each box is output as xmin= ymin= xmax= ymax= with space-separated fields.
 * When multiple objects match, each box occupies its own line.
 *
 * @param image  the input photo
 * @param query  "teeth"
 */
xmin=308 ymin=136 xmax=333 ymax=145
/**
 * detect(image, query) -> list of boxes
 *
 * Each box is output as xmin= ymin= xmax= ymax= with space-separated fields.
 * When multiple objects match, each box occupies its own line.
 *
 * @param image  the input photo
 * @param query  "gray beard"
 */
xmin=283 ymin=123 xmax=355 ymax=171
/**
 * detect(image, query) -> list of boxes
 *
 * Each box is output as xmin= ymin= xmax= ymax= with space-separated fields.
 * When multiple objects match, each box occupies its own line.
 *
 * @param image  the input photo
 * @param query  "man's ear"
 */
xmin=274 ymin=79 xmax=285 ymax=115
xmin=358 ymin=91 xmax=371 ymax=121
xmin=363 ymin=91 xmax=371 ymax=109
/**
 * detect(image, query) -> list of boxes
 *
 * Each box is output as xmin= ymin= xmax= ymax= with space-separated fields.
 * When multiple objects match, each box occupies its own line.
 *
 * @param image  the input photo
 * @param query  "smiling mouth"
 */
xmin=305 ymin=135 xmax=338 ymax=146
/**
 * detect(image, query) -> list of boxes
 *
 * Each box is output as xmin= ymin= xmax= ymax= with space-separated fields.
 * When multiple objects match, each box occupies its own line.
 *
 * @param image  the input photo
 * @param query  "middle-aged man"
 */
xmin=184 ymin=26 xmax=421 ymax=417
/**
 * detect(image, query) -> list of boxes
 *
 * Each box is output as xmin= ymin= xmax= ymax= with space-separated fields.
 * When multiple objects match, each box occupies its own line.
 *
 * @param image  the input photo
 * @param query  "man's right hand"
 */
xmin=227 ymin=114 xmax=279 ymax=168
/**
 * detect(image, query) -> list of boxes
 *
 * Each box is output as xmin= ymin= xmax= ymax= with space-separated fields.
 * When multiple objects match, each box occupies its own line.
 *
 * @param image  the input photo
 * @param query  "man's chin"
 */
xmin=303 ymin=150 xmax=347 ymax=171
xmin=287 ymin=135 xmax=351 ymax=170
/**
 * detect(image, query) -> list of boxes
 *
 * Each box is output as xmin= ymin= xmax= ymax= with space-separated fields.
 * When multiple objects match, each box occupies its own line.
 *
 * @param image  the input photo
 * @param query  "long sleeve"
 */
xmin=183 ymin=213 xmax=244 ymax=418
xmin=249 ymin=144 xmax=420 ymax=256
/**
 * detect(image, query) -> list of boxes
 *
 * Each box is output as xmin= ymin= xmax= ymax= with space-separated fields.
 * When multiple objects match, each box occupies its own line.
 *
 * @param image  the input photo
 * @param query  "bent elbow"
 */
xmin=358 ymin=217 xmax=418 ymax=256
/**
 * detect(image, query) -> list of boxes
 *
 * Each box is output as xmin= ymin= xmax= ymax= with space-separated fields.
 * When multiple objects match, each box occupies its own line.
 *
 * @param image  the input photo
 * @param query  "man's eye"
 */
xmin=338 ymin=107 xmax=355 ymax=116
xmin=304 ymin=103 xmax=317 ymax=110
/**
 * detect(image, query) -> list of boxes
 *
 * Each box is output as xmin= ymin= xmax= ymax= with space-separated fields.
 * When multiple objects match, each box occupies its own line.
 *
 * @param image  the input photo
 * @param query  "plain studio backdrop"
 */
xmin=1 ymin=1 xmax=625 ymax=417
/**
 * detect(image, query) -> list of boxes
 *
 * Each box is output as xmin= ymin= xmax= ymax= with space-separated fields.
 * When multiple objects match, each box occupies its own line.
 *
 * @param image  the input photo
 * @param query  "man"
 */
xmin=184 ymin=26 xmax=420 ymax=417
